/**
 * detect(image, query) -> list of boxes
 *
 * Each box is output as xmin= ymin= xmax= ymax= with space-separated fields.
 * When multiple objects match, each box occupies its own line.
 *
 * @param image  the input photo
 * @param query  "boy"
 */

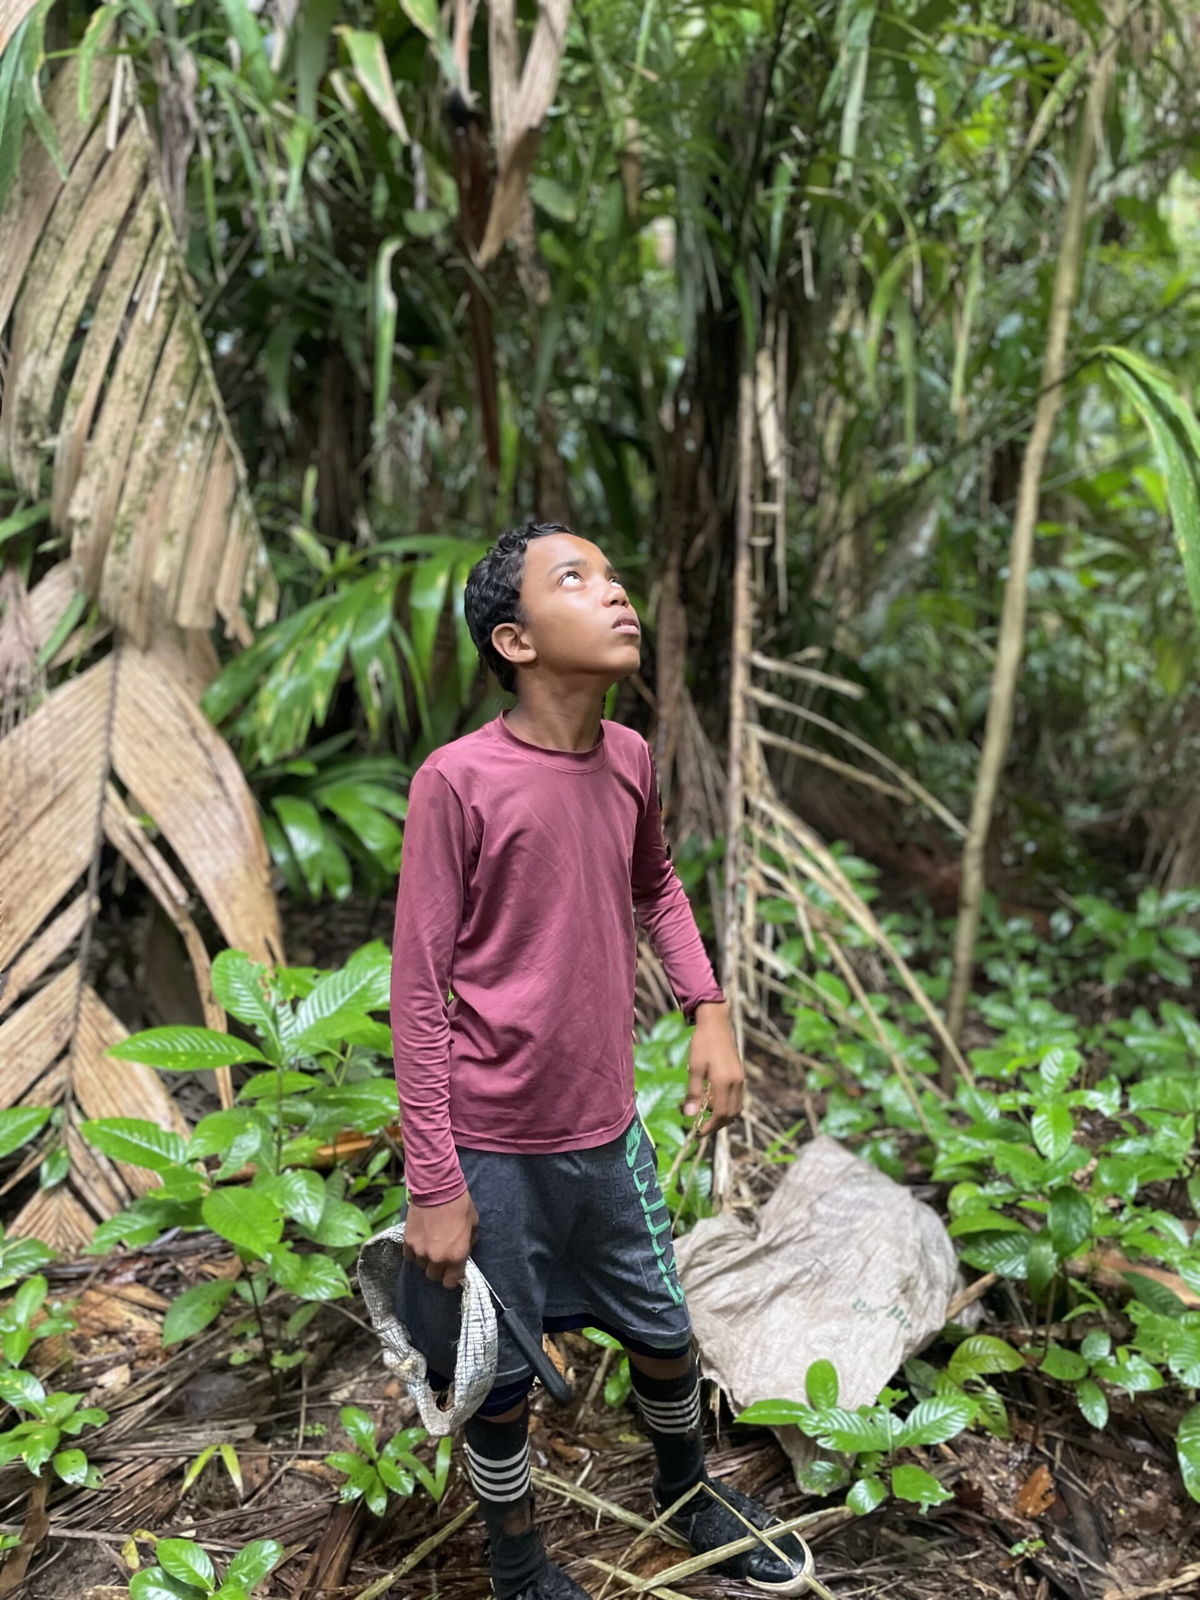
xmin=390 ymin=521 xmax=808 ymax=1598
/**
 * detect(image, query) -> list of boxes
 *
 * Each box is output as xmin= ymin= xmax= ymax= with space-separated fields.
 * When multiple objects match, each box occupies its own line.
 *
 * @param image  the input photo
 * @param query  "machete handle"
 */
xmin=496 ymin=1303 xmax=573 ymax=1406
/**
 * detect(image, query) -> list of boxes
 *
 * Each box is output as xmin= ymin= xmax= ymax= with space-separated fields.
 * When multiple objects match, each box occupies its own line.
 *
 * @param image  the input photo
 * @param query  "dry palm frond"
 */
xmin=0 ymin=48 xmax=276 ymax=645
xmin=479 ymin=0 xmax=572 ymax=267
xmin=722 ymin=364 xmax=970 ymax=1162
xmin=0 ymin=622 xmax=281 ymax=1248
xmin=0 ymin=48 xmax=282 ymax=1247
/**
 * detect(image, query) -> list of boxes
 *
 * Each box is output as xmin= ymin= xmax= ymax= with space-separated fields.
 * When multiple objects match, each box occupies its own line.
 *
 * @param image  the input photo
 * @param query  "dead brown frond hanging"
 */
xmin=478 ymin=0 xmax=571 ymax=268
xmin=0 ymin=48 xmax=281 ymax=1248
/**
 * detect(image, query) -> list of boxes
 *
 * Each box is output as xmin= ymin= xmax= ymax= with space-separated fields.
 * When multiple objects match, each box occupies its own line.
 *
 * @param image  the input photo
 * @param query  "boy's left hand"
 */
xmin=684 ymin=1000 xmax=744 ymax=1133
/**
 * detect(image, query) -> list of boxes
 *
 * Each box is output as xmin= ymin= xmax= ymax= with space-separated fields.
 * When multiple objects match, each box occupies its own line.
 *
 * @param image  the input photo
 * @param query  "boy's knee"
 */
xmin=624 ymin=1343 xmax=694 ymax=1382
xmin=473 ymin=1374 xmax=535 ymax=1422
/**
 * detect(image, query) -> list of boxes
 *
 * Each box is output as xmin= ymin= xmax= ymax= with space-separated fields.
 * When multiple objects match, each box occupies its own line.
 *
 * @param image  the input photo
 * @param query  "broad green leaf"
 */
xmin=201 ymin=1188 xmax=283 ymax=1256
xmin=811 ymin=1408 xmax=897 ymax=1454
xmin=899 ymin=1395 xmax=973 ymax=1447
xmin=52 ymin=1448 xmax=90 ymax=1485
xmin=211 ymin=952 xmax=281 ymax=1057
xmin=798 ymin=1459 xmax=851 ymax=1495
xmin=188 ymin=1110 xmax=268 ymax=1173
xmin=108 ymin=1027 xmax=266 ymax=1072
xmin=264 ymin=1246 xmax=350 ymax=1301
xmin=1081 ymin=1330 xmax=1112 ymax=1362
xmin=1123 ymin=1272 xmax=1188 ymax=1317
xmin=129 ymin=1567 xmax=206 ymax=1600
xmin=306 ymin=1196 xmax=368 ymax=1248
xmin=238 ymin=1071 xmax=314 ymax=1101
xmin=846 ymin=1474 xmax=886 ymax=1515
xmin=1075 ymin=1378 xmax=1108 ymax=1430
xmin=890 ymin=1463 xmax=952 ymax=1511
xmin=341 ymin=1405 xmax=378 ymax=1458
xmin=1031 ymin=1103 xmax=1073 ymax=1161
xmin=958 ymin=1229 xmax=1031 ymax=1279
xmin=157 ymin=1539 xmax=216 ymax=1591
xmin=0 ymin=1105 xmax=51 ymax=1159
xmin=264 ymin=1169 xmax=326 ymax=1231
xmin=1048 ymin=1189 xmax=1092 ymax=1259
xmin=292 ymin=944 xmax=391 ymax=1043
xmin=81 ymin=1118 xmax=188 ymax=1174
xmin=315 ymin=783 xmax=403 ymax=870
xmin=10 ymin=1273 xmax=47 ymax=1326
xmin=18 ymin=1423 xmax=58 ymax=1475
xmin=947 ymin=1336 xmax=1024 ymax=1385
xmin=406 ymin=547 xmax=454 ymax=685
xmin=162 ymin=1280 xmax=236 ymax=1346
xmin=0 ymin=1369 xmax=45 ymax=1407
xmin=273 ymin=796 xmax=328 ymax=901
xmin=1039 ymin=1047 xmax=1081 ymax=1095
xmin=805 ymin=1359 xmax=839 ymax=1410
xmin=223 ymin=1540 xmax=284 ymax=1591
xmin=735 ymin=1399 xmax=816 ymax=1429
xmin=1038 ymin=1343 xmax=1088 ymax=1382
xmin=1176 ymin=1402 xmax=1200 ymax=1502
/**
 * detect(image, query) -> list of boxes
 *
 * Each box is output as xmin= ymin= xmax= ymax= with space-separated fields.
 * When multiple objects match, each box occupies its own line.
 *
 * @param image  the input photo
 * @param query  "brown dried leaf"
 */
xmin=0 ymin=636 xmax=279 ymax=1246
xmin=0 ymin=50 xmax=276 ymax=640
xmin=1014 ymin=1463 xmax=1056 ymax=1519
xmin=478 ymin=0 xmax=571 ymax=267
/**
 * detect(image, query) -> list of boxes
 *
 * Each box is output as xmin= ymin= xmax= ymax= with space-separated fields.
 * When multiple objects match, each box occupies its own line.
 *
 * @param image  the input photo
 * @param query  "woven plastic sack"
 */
xmin=357 ymin=1219 xmax=498 ymax=1435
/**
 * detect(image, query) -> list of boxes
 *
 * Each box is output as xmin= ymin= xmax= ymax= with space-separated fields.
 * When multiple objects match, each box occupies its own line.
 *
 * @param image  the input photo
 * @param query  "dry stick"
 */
xmin=719 ymin=366 xmax=756 ymax=1213
xmin=347 ymin=1500 xmax=479 ymax=1599
xmin=747 ymin=685 xmax=966 ymax=838
xmin=587 ymin=1506 xmax=849 ymax=1596
xmin=750 ymin=791 xmax=973 ymax=1085
xmin=944 ymin=2 xmax=1124 ymax=1059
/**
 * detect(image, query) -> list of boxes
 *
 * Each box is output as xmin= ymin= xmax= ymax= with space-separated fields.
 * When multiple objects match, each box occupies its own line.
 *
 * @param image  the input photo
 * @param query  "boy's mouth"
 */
xmin=612 ymin=614 xmax=641 ymax=635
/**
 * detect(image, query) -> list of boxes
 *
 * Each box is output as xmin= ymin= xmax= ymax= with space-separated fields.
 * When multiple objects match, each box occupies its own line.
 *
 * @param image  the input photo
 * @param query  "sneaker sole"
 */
xmin=746 ymin=1533 xmax=815 ymax=1595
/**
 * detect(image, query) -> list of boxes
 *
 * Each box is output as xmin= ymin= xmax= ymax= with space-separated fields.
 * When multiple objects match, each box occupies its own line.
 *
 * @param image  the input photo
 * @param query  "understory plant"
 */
xmin=129 ymin=1534 xmax=283 ymax=1600
xmin=324 ymin=1406 xmax=451 ymax=1516
xmin=79 ymin=943 xmax=406 ymax=1349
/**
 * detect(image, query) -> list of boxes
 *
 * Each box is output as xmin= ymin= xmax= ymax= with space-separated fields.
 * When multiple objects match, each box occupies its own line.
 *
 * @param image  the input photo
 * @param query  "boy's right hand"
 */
xmin=404 ymin=1192 xmax=479 ymax=1288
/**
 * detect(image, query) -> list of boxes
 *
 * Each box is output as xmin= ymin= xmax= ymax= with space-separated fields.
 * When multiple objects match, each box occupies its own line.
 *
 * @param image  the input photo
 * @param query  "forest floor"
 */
xmin=6 ymin=904 xmax=1200 ymax=1600
xmin=7 ymin=1102 xmax=1200 ymax=1600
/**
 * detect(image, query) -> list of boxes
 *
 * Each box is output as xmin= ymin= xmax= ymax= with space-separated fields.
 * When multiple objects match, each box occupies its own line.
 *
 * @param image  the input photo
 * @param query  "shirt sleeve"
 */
xmin=631 ymin=741 xmax=726 ymax=1021
xmin=390 ymin=764 xmax=475 ymax=1206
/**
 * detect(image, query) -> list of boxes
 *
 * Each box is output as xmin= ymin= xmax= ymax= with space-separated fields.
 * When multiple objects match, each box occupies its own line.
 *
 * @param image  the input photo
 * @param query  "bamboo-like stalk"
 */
xmin=945 ymin=6 xmax=1123 ymax=1055
xmin=719 ymin=366 xmax=757 ymax=1209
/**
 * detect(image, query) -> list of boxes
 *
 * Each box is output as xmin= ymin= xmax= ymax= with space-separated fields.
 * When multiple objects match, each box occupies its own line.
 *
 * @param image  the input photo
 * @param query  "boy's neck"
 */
xmin=504 ymin=681 xmax=607 ymax=753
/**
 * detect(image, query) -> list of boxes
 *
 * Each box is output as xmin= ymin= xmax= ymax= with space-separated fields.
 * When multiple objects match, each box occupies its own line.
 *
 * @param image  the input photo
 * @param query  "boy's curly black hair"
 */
xmin=464 ymin=520 xmax=573 ymax=694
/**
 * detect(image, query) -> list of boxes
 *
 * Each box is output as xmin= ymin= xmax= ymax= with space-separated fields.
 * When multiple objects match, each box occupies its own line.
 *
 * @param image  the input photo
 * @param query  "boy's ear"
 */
xmin=492 ymin=620 xmax=536 ymax=673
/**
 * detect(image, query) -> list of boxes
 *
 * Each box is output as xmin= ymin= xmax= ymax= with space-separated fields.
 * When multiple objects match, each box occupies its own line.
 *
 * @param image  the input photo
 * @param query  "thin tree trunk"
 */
xmin=945 ymin=10 xmax=1123 ymax=1056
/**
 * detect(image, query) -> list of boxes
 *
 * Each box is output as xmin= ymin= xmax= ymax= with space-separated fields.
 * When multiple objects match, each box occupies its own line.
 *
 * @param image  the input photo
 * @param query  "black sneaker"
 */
xmin=662 ymin=1474 xmax=812 ymax=1594
xmin=507 ymin=1562 xmax=594 ymax=1600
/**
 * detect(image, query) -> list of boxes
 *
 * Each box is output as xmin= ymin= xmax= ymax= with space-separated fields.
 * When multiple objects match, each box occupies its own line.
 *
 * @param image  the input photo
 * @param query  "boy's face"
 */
xmin=494 ymin=532 xmax=641 ymax=687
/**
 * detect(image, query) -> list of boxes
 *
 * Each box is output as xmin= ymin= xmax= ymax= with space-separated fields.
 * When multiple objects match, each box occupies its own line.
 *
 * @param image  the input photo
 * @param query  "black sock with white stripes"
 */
xmin=463 ymin=1405 xmax=545 ymax=1598
xmin=630 ymin=1355 xmax=706 ymax=1505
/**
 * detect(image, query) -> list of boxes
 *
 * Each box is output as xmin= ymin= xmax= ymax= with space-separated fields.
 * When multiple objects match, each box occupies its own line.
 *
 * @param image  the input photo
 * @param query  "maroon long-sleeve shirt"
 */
xmin=390 ymin=712 xmax=725 ymax=1205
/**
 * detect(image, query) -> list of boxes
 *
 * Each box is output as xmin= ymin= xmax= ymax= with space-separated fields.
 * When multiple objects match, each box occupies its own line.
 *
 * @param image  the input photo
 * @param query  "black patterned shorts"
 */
xmin=394 ymin=1117 xmax=694 ymax=1393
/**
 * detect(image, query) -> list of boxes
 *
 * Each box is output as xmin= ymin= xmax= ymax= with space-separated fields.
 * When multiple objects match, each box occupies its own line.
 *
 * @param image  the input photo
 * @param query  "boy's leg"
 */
xmin=624 ymin=1346 xmax=704 ymax=1502
xmin=463 ymin=1392 xmax=541 ymax=1598
xmin=464 ymin=1388 xmax=594 ymax=1600
xmin=624 ymin=1344 xmax=810 ymax=1595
